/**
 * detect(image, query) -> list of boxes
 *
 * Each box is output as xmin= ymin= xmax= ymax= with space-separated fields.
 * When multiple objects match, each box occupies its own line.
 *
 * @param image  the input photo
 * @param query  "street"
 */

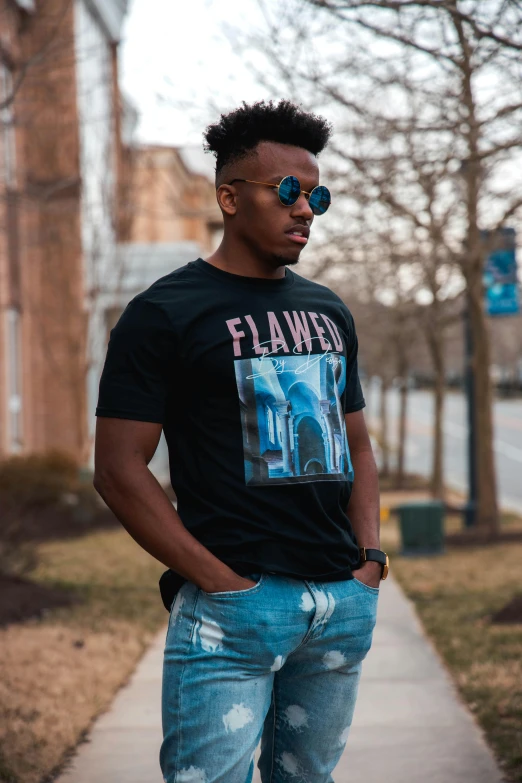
xmin=366 ymin=385 xmax=522 ymax=513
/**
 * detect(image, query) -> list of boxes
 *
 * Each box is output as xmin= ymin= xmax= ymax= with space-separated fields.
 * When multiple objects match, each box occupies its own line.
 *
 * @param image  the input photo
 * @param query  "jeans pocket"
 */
xmin=352 ymin=576 xmax=380 ymax=595
xmin=200 ymin=572 xmax=266 ymax=598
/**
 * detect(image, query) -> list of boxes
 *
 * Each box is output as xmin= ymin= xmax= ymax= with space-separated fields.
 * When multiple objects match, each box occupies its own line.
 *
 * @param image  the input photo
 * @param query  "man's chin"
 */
xmin=272 ymin=253 xmax=300 ymax=267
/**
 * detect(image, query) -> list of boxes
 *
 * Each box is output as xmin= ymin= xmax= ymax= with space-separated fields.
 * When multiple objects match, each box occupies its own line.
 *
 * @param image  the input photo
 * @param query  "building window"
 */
xmin=6 ymin=308 xmax=23 ymax=452
xmin=0 ymin=65 xmax=16 ymax=187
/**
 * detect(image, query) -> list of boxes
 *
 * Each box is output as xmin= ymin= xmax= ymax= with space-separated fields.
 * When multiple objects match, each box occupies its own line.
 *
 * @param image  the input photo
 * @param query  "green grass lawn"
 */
xmin=0 ymin=528 xmax=167 ymax=783
xmin=381 ymin=509 xmax=522 ymax=782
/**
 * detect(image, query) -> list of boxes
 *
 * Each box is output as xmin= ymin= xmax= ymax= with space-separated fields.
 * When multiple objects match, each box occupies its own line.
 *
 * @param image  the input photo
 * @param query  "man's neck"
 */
xmin=205 ymin=238 xmax=288 ymax=280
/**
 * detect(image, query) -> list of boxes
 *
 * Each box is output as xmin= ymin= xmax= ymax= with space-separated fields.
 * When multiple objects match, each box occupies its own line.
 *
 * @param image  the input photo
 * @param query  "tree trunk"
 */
xmin=426 ymin=332 xmax=445 ymax=499
xmin=468 ymin=276 xmax=499 ymax=534
xmin=431 ymin=369 xmax=444 ymax=499
xmin=396 ymin=377 xmax=408 ymax=489
xmin=455 ymin=8 xmax=500 ymax=536
xmin=379 ymin=377 xmax=390 ymax=477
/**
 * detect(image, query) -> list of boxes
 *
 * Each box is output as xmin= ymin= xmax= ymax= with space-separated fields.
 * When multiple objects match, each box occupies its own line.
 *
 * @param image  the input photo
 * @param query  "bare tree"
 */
xmin=308 ymin=0 xmax=522 ymax=532
xmin=328 ymin=217 xmax=423 ymax=484
xmin=237 ymin=0 xmax=522 ymax=533
xmin=337 ymin=102 xmax=463 ymax=497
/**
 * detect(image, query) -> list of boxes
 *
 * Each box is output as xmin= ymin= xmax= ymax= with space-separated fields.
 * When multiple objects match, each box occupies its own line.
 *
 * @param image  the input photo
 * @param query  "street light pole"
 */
xmin=463 ymin=295 xmax=478 ymax=527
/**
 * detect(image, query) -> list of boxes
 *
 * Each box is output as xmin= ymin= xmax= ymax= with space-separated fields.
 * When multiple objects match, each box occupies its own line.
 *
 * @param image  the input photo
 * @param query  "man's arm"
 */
xmin=345 ymin=409 xmax=382 ymax=588
xmin=93 ymin=417 xmax=256 ymax=593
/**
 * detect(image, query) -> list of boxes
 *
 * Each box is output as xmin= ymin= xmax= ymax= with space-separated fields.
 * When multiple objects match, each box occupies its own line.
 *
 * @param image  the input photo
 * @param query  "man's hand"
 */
xmin=94 ymin=418 xmax=261 ymax=597
xmin=204 ymin=575 xmax=258 ymax=594
xmin=353 ymin=560 xmax=381 ymax=588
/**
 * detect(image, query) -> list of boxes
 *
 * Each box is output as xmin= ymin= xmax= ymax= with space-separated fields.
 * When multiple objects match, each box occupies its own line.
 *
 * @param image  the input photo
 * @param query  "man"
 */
xmin=94 ymin=99 xmax=388 ymax=783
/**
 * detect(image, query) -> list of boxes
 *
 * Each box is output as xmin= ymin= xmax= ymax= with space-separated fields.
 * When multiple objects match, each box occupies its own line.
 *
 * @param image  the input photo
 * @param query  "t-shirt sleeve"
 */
xmin=341 ymin=308 xmax=366 ymax=414
xmin=95 ymin=297 xmax=174 ymax=424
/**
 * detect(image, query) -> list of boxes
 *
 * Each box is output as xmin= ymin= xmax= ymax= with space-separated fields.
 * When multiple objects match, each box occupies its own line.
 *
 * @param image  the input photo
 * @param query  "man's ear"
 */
xmin=216 ymin=184 xmax=238 ymax=216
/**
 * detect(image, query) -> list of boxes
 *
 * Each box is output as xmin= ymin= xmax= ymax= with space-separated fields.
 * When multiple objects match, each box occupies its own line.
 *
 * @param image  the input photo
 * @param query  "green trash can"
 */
xmin=395 ymin=500 xmax=445 ymax=556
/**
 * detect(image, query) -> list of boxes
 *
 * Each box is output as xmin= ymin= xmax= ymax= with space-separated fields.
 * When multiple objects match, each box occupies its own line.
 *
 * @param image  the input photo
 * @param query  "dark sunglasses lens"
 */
xmin=309 ymin=186 xmax=331 ymax=215
xmin=278 ymin=175 xmax=301 ymax=206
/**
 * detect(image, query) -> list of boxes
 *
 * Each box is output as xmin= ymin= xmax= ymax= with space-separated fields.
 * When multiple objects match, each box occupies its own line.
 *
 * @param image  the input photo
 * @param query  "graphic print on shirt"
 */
xmin=227 ymin=311 xmax=354 ymax=486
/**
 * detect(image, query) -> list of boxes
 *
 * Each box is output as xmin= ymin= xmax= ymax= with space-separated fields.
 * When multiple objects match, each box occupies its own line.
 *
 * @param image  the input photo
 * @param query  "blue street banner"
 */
xmin=482 ymin=227 xmax=520 ymax=316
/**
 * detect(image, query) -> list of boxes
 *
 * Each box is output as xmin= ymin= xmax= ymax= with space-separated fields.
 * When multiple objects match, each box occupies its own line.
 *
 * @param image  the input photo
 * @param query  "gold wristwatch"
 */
xmin=359 ymin=547 xmax=389 ymax=580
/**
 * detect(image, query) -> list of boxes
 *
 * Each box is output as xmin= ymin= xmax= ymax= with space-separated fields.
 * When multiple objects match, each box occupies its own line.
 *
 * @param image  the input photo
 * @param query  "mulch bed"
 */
xmin=0 ymin=506 xmax=115 ymax=628
xmin=490 ymin=594 xmax=522 ymax=625
xmin=446 ymin=530 xmax=522 ymax=546
xmin=17 ymin=506 xmax=120 ymax=543
xmin=0 ymin=575 xmax=78 ymax=628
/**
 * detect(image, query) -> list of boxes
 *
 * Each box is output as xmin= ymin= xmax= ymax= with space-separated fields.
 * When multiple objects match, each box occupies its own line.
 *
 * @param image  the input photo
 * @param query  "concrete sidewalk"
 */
xmin=56 ymin=576 xmax=504 ymax=783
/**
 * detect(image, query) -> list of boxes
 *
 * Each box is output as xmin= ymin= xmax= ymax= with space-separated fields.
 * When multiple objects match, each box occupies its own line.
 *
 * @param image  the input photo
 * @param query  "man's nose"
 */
xmin=291 ymin=193 xmax=314 ymax=222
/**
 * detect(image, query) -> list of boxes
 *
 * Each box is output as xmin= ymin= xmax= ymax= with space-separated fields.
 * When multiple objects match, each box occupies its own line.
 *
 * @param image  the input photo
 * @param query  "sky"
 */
xmin=119 ymin=0 xmax=522 ymax=280
xmin=120 ymin=0 xmax=269 ymax=148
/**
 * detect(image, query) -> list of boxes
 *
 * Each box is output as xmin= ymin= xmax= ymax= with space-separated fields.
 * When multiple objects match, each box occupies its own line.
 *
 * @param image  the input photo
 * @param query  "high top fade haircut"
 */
xmin=203 ymin=99 xmax=332 ymax=185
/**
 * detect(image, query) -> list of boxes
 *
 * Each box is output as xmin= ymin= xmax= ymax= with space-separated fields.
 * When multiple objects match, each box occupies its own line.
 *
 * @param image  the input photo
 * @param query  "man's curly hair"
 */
xmin=204 ymin=100 xmax=332 ymax=181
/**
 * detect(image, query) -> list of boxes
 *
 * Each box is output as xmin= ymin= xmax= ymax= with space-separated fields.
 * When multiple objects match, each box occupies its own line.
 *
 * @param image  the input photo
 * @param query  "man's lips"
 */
xmin=285 ymin=224 xmax=310 ymax=245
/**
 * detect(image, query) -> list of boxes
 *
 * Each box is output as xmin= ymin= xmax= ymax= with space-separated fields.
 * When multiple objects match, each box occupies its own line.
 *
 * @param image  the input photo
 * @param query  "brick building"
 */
xmin=0 ymin=0 xmax=128 ymax=463
xmin=0 ymin=2 xmax=223 ymax=469
xmin=128 ymin=144 xmax=223 ymax=251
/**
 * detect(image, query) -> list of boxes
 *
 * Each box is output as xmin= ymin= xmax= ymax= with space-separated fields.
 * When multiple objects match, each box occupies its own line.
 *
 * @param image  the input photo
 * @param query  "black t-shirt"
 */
xmin=96 ymin=258 xmax=366 ymax=604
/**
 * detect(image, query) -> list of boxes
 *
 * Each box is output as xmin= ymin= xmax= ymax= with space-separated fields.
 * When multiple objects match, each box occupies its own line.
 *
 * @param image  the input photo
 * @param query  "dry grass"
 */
xmin=0 ymin=529 xmax=166 ymax=783
xmin=381 ymin=495 xmax=522 ymax=782
xmin=2 ymin=492 xmax=521 ymax=782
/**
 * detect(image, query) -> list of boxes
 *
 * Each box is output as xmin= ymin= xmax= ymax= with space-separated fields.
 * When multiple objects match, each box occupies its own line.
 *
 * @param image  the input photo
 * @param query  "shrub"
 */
xmin=0 ymin=450 xmax=80 ymax=577
xmin=0 ymin=450 xmax=78 ymax=506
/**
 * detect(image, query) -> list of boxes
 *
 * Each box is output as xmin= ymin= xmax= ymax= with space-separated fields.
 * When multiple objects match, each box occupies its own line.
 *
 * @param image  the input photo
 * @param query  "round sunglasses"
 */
xmin=228 ymin=175 xmax=331 ymax=215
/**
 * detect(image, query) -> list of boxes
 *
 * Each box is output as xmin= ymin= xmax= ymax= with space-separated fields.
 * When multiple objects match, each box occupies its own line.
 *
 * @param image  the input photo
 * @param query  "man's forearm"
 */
xmin=93 ymin=464 xmax=248 ymax=592
xmin=347 ymin=447 xmax=380 ymax=549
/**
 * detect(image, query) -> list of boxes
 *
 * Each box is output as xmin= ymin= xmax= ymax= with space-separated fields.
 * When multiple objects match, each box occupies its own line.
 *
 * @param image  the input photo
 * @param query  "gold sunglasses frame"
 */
xmin=227 ymin=177 xmax=331 ymax=211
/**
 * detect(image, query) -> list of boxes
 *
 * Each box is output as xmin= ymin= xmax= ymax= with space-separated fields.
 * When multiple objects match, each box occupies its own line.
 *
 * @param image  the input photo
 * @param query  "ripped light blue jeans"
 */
xmin=160 ymin=570 xmax=379 ymax=783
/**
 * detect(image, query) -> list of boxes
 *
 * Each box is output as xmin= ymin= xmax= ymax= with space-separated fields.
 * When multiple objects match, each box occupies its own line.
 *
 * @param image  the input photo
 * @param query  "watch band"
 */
xmin=359 ymin=547 xmax=389 ymax=580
